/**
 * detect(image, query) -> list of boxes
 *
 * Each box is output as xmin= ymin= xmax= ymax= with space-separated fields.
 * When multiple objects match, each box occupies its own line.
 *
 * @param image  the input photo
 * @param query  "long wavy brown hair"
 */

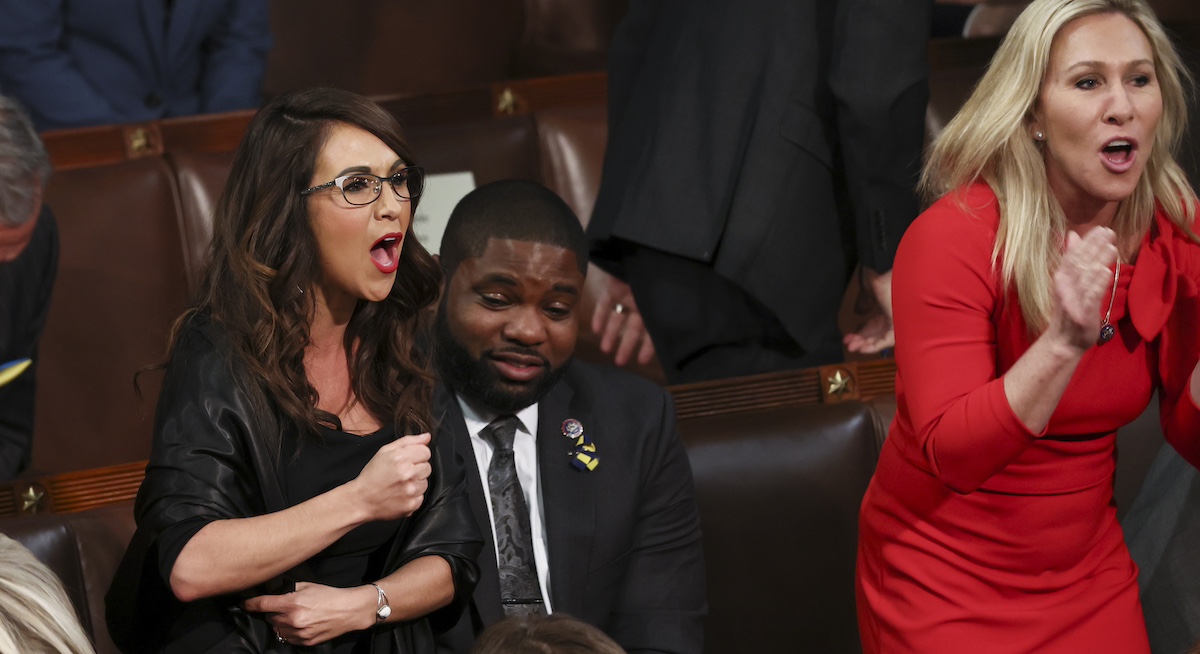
xmin=168 ymin=88 xmax=441 ymax=448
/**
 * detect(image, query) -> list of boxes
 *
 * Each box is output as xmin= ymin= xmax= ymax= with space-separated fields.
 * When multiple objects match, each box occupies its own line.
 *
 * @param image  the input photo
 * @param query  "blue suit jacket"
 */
xmin=0 ymin=0 xmax=270 ymax=130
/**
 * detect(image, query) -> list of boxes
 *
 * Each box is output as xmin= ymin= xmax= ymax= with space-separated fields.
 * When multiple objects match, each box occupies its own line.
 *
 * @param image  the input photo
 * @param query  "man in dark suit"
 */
xmin=0 ymin=0 xmax=270 ymax=130
xmin=588 ymin=0 xmax=931 ymax=384
xmin=432 ymin=180 xmax=705 ymax=654
xmin=0 ymin=95 xmax=56 ymax=480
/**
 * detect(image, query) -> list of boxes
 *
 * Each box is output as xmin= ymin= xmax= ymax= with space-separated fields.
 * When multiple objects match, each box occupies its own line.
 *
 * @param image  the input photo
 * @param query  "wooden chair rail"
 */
xmin=671 ymin=357 xmax=896 ymax=421
xmin=2 ymin=460 xmax=146 ymax=518
xmin=1 ymin=357 xmax=897 ymax=518
xmin=41 ymin=72 xmax=611 ymax=172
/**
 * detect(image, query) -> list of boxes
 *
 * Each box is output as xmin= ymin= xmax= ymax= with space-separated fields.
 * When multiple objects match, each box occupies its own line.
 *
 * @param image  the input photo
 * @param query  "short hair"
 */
xmin=922 ymin=0 xmax=1195 ymax=331
xmin=470 ymin=614 xmax=627 ymax=654
xmin=0 ymin=95 xmax=50 ymax=227
xmin=0 ymin=534 xmax=95 ymax=654
xmin=439 ymin=180 xmax=588 ymax=279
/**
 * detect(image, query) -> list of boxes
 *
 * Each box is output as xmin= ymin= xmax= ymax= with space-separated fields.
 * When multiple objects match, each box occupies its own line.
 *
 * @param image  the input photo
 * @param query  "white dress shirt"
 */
xmin=456 ymin=395 xmax=553 ymax=612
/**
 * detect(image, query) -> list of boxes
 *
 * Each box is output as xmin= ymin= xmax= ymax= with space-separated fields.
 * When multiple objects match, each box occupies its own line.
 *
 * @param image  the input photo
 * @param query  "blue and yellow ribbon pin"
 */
xmin=0 ymin=358 xmax=32 ymax=388
xmin=562 ymin=418 xmax=599 ymax=472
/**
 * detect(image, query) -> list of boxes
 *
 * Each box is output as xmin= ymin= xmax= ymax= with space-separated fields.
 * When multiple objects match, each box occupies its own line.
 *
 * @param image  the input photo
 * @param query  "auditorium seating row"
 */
xmin=0 ymin=357 xmax=1170 ymax=654
xmin=1 ymin=361 xmax=897 ymax=654
xmin=31 ymin=73 xmax=625 ymax=477
xmin=6 ymin=25 xmax=1198 ymax=652
xmin=33 ymin=17 xmax=1200 ymax=477
xmin=263 ymin=0 xmax=627 ymax=99
xmin=29 ymin=30 xmax=1083 ymax=478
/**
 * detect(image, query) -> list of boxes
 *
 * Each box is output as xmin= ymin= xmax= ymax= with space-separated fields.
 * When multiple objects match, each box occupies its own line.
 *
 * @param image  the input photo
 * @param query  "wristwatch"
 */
xmin=371 ymin=583 xmax=391 ymax=622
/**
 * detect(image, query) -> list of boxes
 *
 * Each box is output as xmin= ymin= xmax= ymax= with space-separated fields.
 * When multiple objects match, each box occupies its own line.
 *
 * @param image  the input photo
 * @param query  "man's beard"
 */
xmin=434 ymin=310 xmax=568 ymax=414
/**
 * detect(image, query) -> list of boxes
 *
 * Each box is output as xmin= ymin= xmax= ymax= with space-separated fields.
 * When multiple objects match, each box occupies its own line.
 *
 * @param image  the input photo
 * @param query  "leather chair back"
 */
xmin=265 ymin=0 xmax=525 ymax=98
xmin=535 ymin=104 xmax=608 ymax=227
xmin=1 ymin=503 xmax=136 ymax=654
xmin=681 ymin=401 xmax=884 ymax=654
xmin=168 ymin=151 xmax=235 ymax=292
xmin=37 ymin=158 xmax=190 ymax=474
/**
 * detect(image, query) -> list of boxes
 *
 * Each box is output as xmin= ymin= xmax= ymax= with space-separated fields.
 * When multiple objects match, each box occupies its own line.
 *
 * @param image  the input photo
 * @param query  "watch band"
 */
xmin=371 ymin=583 xmax=391 ymax=622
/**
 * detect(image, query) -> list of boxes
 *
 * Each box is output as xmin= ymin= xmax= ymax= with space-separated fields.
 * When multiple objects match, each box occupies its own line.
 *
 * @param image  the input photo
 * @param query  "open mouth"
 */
xmin=1100 ymin=139 xmax=1136 ymax=172
xmin=370 ymin=233 xmax=403 ymax=273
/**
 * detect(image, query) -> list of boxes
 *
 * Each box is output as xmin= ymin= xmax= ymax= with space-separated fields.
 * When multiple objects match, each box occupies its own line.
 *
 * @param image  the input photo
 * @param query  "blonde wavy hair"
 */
xmin=0 ymin=534 xmax=95 ymax=654
xmin=922 ymin=0 xmax=1197 ymax=331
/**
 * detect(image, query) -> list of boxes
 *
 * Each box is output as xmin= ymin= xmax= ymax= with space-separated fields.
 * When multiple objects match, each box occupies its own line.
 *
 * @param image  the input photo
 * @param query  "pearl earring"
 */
xmin=1034 ymin=131 xmax=1044 ymax=141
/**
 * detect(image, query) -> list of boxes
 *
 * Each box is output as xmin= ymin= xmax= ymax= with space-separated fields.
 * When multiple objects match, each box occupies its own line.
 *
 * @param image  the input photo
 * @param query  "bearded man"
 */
xmin=432 ymin=180 xmax=705 ymax=654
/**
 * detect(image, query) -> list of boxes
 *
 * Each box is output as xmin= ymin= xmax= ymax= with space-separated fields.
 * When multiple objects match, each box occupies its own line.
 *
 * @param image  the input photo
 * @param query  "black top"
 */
xmin=106 ymin=315 xmax=482 ymax=653
xmin=283 ymin=425 xmax=403 ymax=654
xmin=0 ymin=206 xmax=58 ymax=479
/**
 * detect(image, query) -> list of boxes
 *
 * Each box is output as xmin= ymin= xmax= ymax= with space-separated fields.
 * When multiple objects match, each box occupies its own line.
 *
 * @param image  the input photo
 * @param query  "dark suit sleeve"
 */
xmin=198 ymin=0 xmax=271 ymax=113
xmin=828 ymin=0 xmax=929 ymax=272
xmin=0 ymin=207 xmax=57 ymax=479
xmin=0 ymin=0 xmax=122 ymax=129
xmin=608 ymin=389 xmax=706 ymax=654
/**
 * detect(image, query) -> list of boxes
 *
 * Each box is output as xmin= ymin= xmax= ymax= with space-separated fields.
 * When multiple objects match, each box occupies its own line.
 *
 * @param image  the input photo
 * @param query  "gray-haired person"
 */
xmin=0 ymin=94 xmax=56 ymax=480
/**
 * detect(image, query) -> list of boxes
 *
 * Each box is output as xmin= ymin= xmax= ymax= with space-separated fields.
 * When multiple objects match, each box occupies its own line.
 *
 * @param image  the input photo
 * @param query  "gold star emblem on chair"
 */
xmin=819 ymin=365 xmax=857 ymax=403
xmin=20 ymin=484 xmax=46 ymax=514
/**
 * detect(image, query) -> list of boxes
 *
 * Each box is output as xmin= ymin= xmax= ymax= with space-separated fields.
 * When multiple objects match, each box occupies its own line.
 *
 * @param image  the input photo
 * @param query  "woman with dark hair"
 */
xmin=856 ymin=0 xmax=1200 ymax=651
xmin=106 ymin=88 xmax=480 ymax=653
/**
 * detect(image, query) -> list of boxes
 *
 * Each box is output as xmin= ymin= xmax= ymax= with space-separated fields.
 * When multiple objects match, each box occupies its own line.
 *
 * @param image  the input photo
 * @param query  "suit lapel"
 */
xmin=538 ymin=375 xmax=596 ymax=616
xmin=137 ymin=0 xmax=167 ymax=71
xmin=164 ymin=0 xmax=203 ymax=64
xmin=434 ymin=387 xmax=505 ymax=627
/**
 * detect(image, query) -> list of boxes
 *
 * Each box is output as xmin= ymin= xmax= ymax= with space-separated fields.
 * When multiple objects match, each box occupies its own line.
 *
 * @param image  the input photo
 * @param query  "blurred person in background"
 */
xmin=0 ymin=94 xmax=55 ymax=481
xmin=0 ymin=0 xmax=271 ymax=130
xmin=588 ymin=0 xmax=930 ymax=384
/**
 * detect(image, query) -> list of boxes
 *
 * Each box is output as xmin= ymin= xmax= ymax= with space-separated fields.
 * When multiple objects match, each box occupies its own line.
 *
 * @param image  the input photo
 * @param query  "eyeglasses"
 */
xmin=301 ymin=166 xmax=425 ymax=206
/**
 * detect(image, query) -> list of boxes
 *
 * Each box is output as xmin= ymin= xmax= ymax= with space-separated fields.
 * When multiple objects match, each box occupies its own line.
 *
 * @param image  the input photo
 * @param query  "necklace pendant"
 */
xmin=1097 ymin=322 xmax=1116 ymax=345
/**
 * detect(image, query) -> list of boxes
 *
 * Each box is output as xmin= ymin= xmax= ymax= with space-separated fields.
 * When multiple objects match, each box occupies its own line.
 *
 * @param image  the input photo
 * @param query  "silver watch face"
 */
xmin=377 ymin=604 xmax=391 ymax=621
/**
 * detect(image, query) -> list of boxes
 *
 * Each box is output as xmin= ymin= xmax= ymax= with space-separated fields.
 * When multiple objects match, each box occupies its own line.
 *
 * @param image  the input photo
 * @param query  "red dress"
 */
xmin=856 ymin=183 xmax=1200 ymax=653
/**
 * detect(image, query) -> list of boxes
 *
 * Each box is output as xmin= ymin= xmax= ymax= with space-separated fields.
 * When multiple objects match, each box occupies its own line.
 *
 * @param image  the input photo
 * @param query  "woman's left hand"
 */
xmin=243 ymin=582 xmax=376 ymax=646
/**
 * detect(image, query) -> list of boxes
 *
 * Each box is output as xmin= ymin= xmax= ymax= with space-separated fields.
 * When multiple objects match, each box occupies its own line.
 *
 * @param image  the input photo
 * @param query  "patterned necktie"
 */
xmin=482 ymin=415 xmax=547 ymax=616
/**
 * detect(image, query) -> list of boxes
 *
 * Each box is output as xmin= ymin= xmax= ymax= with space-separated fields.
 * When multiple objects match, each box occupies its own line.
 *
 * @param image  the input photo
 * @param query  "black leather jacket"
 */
xmin=106 ymin=315 xmax=481 ymax=653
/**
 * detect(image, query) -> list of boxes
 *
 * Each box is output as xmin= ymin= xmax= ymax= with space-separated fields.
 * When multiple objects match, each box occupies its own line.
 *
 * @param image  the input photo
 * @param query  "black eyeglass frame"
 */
xmin=300 ymin=166 xmax=425 ymax=206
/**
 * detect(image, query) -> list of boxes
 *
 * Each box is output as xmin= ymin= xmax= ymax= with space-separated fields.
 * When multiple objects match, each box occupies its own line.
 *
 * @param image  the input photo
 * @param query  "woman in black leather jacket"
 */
xmin=106 ymin=88 xmax=481 ymax=653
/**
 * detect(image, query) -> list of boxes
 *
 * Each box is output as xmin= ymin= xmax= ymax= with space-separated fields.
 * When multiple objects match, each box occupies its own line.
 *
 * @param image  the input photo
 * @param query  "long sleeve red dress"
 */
xmin=856 ymin=183 xmax=1200 ymax=653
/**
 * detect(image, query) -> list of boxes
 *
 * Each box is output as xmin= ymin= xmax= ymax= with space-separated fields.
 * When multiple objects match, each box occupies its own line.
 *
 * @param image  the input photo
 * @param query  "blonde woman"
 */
xmin=0 ymin=534 xmax=94 ymax=654
xmin=855 ymin=0 xmax=1200 ymax=651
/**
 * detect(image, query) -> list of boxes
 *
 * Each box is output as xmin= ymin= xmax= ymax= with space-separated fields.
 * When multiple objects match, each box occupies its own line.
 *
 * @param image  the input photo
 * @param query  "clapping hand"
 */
xmin=1050 ymin=227 xmax=1119 ymax=351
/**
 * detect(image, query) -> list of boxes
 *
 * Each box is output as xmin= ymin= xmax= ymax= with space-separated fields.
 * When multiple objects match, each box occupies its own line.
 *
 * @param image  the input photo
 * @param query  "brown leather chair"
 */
xmin=512 ymin=0 xmax=628 ymax=77
xmin=1 ymin=503 xmax=136 ymax=654
xmin=168 ymin=151 xmax=236 ymax=292
xmin=36 ymin=158 xmax=192 ymax=475
xmin=264 ymin=0 xmax=526 ymax=98
xmin=407 ymin=114 xmax=543 ymax=185
xmin=680 ymin=400 xmax=890 ymax=654
xmin=265 ymin=0 xmax=623 ymax=99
